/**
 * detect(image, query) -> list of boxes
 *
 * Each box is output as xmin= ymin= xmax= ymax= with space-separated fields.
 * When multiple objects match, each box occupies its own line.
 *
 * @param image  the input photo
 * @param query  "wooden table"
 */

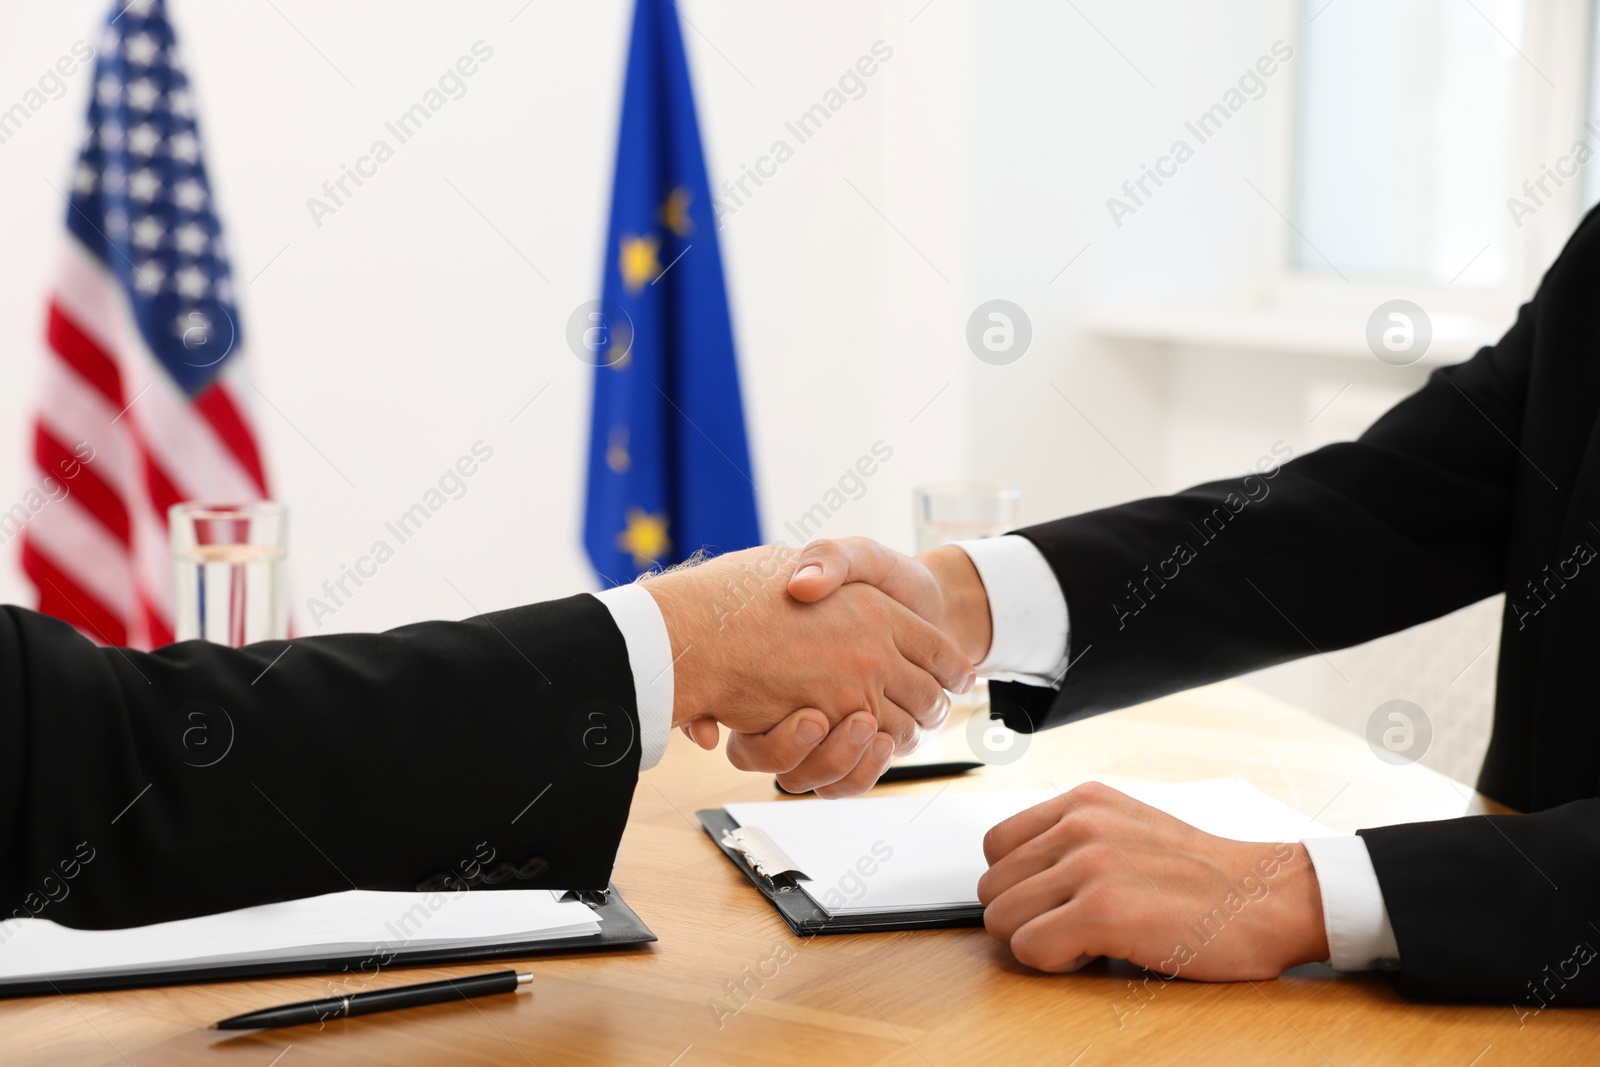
xmin=6 ymin=681 xmax=1597 ymax=1065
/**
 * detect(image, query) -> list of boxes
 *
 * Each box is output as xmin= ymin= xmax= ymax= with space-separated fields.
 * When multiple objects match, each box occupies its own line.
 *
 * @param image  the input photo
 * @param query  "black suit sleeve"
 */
xmin=990 ymin=208 xmax=1600 ymax=730
xmin=987 ymin=296 xmax=1534 ymax=731
xmin=981 ymin=210 xmax=1600 ymax=1001
xmin=1359 ymin=804 xmax=1600 ymax=1005
xmin=0 ymin=593 xmax=643 ymax=930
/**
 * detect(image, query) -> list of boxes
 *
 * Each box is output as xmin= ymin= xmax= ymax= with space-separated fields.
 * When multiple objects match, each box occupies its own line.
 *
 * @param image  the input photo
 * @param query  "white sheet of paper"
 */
xmin=0 ymin=889 xmax=601 ymax=984
xmin=725 ymin=777 xmax=1337 ymax=917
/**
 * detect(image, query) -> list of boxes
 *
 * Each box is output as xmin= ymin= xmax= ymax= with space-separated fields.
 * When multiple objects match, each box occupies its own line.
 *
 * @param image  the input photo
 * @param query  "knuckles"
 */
xmin=814 ymin=778 xmax=869 ymax=799
xmin=981 ymin=824 xmax=1011 ymax=864
xmin=1069 ymin=840 xmax=1114 ymax=877
xmin=1070 ymin=882 xmax=1116 ymax=926
xmin=1064 ymin=781 xmax=1118 ymax=807
xmin=1010 ymin=927 xmax=1094 ymax=974
xmin=1008 ymin=929 xmax=1060 ymax=972
xmin=851 ymin=643 xmax=885 ymax=682
xmin=726 ymin=742 xmax=774 ymax=774
xmin=982 ymin=901 xmax=1015 ymax=942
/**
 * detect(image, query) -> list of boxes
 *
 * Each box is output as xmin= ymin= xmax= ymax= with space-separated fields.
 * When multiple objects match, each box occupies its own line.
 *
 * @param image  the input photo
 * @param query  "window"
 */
xmin=1291 ymin=0 xmax=1529 ymax=288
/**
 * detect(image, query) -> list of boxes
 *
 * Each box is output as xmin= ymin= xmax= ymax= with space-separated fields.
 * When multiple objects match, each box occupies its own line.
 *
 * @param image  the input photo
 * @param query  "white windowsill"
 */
xmin=1086 ymin=303 xmax=1506 ymax=367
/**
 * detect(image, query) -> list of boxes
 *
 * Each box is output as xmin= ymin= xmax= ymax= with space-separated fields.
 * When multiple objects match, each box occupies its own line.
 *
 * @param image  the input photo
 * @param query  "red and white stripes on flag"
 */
xmin=23 ymin=244 xmax=270 ymax=650
xmin=20 ymin=0 xmax=271 ymax=650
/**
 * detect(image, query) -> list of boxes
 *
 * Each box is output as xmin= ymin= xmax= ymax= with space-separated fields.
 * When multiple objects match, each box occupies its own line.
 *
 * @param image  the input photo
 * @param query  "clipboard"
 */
xmin=0 ymin=883 xmax=655 ymax=999
xmin=697 ymin=809 xmax=984 ymax=936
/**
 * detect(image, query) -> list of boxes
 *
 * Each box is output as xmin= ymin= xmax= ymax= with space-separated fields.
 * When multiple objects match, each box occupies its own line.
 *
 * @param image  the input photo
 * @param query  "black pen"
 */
xmin=776 ymin=760 xmax=984 ymax=794
xmin=212 ymin=969 xmax=531 ymax=1030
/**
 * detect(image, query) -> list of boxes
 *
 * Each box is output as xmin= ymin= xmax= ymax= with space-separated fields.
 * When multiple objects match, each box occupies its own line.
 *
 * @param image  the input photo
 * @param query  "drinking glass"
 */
xmin=170 ymin=501 xmax=288 ymax=646
xmin=912 ymin=483 xmax=1021 ymax=552
xmin=912 ymin=483 xmax=1021 ymax=727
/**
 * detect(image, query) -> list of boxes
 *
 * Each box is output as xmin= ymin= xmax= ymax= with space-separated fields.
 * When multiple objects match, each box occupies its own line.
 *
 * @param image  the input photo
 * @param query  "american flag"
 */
xmin=22 ymin=0 xmax=271 ymax=650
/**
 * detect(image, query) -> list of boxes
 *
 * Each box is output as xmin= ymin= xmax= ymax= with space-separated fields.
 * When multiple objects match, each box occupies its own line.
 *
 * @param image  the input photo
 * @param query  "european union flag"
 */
xmin=584 ymin=0 xmax=760 ymax=585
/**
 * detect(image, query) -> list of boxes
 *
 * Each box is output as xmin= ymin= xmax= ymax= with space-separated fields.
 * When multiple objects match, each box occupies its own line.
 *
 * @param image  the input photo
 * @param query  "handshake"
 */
xmin=640 ymin=537 xmax=995 ymax=796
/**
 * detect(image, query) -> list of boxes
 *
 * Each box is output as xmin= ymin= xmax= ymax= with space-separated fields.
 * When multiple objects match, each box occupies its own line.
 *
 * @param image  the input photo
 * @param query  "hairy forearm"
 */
xmin=638 ymin=544 xmax=800 ymax=727
xmin=641 ymin=567 xmax=729 ymax=728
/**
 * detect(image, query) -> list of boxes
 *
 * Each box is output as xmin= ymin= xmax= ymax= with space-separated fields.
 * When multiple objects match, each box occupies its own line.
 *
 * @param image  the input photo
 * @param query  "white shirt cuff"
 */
xmin=952 ymin=535 xmax=1071 ymax=687
xmin=1301 ymin=835 xmax=1401 ymax=971
xmin=591 ymin=584 xmax=673 ymax=771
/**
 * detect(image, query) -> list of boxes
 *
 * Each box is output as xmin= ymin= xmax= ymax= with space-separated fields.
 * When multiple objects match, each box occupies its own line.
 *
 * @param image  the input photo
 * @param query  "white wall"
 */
xmin=1 ymin=0 xmax=973 ymax=632
xmin=2 ymin=0 xmax=1582 ymax=784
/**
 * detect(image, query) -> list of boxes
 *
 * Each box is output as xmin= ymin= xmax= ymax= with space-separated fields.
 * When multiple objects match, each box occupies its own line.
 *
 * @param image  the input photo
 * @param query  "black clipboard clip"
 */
xmin=698 ymin=809 xmax=985 ymax=937
xmin=718 ymin=826 xmax=807 ymax=894
xmin=559 ymin=888 xmax=612 ymax=909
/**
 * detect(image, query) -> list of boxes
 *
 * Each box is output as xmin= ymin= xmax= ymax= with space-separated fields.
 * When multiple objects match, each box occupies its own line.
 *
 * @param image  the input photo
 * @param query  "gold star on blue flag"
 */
xmin=584 ymin=0 xmax=760 ymax=583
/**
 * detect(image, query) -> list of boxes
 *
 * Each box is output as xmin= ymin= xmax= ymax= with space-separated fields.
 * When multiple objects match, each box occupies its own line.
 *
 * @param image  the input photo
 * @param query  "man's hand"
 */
xmin=978 ymin=783 xmax=1329 ymax=980
xmin=731 ymin=708 xmax=897 ymax=799
xmin=787 ymin=538 xmax=993 ymax=665
xmin=714 ymin=538 xmax=994 ymax=796
xmin=643 ymin=545 xmax=974 ymax=761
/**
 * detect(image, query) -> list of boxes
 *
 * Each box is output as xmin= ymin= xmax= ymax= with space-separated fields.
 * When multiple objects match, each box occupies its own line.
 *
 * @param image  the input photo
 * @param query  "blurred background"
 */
xmin=1 ymin=0 xmax=1593 ymax=784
